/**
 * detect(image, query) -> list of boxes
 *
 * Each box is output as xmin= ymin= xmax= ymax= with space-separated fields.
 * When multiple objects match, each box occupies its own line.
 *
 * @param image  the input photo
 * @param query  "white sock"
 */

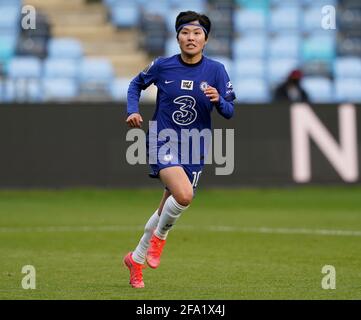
xmin=132 ymin=210 xmax=160 ymax=264
xmin=154 ymin=196 xmax=189 ymax=240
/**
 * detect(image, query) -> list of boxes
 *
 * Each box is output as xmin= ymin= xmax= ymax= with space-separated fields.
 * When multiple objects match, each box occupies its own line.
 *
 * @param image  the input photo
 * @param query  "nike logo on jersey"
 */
xmin=165 ymin=80 xmax=175 ymax=84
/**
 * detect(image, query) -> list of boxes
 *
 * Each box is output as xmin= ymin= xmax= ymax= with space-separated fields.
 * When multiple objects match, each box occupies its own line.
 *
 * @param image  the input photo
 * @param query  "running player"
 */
xmin=124 ymin=10 xmax=236 ymax=288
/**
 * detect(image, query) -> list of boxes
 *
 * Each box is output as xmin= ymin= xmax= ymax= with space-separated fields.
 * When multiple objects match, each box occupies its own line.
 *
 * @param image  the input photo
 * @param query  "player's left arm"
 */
xmin=206 ymin=65 xmax=236 ymax=119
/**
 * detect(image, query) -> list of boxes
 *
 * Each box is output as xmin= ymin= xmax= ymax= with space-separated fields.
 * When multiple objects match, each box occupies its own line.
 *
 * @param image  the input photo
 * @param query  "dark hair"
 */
xmin=175 ymin=11 xmax=211 ymax=40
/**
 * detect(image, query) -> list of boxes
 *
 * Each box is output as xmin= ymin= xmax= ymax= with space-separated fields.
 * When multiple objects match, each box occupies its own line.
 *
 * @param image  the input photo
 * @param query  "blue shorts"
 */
xmin=149 ymin=163 xmax=204 ymax=189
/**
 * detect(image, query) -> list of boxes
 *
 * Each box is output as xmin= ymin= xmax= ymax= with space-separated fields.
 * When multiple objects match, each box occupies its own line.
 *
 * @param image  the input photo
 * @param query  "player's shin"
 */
xmin=154 ymin=196 xmax=189 ymax=240
xmin=132 ymin=210 xmax=160 ymax=264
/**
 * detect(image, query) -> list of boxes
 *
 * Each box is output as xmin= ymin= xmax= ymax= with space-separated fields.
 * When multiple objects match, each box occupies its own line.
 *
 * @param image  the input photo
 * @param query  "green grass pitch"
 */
xmin=0 ymin=186 xmax=361 ymax=300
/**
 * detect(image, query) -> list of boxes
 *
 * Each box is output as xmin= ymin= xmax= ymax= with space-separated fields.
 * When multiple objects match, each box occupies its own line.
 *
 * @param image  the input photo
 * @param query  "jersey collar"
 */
xmin=177 ymin=54 xmax=204 ymax=67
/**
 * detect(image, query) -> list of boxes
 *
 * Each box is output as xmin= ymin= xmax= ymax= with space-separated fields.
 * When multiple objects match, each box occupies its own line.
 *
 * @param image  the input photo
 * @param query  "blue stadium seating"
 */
xmin=42 ymin=78 xmax=78 ymax=102
xmin=111 ymin=77 xmax=132 ymax=101
xmin=301 ymin=77 xmax=333 ymax=102
xmin=335 ymin=79 xmax=361 ymax=102
xmin=234 ymin=78 xmax=270 ymax=103
xmin=302 ymin=33 xmax=335 ymax=62
xmin=234 ymin=59 xmax=266 ymax=80
xmin=334 ymin=56 xmax=361 ymax=79
xmin=8 ymin=57 xmax=42 ymax=78
xmin=267 ymin=58 xmax=299 ymax=85
xmin=235 ymin=0 xmax=269 ymax=11
xmin=110 ymin=2 xmax=139 ymax=28
xmin=269 ymin=7 xmax=301 ymax=32
xmin=43 ymin=59 xmax=78 ymax=79
xmin=165 ymin=37 xmax=179 ymax=56
xmin=47 ymin=38 xmax=83 ymax=60
xmin=0 ymin=5 xmax=20 ymax=33
xmin=0 ymin=35 xmax=16 ymax=65
xmin=234 ymin=9 xmax=266 ymax=33
xmin=0 ymin=0 xmax=356 ymax=104
xmin=4 ymin=79 xmax=42 ymax=102
xmin=233 ymin=35 xmax=267 ymax=59
xmin=165 ymin=9 xmax=180 ymax=32
xmin=142 ymin=0 xmax=169 ymax=17
xmin=0 ymin=80 xmax=4 ymax=102
xmin=80 ymin=58 xmax=114 ymax=83
xmin=269 ymin=34 xmax=300 ymax=59
xmin=171 ymin=0 xmax=206 ymax=13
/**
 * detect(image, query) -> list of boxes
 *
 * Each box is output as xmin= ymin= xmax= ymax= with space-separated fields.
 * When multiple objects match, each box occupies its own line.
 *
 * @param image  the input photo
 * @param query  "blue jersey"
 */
xmin=127 ymin=54 xmax=235 ymax=181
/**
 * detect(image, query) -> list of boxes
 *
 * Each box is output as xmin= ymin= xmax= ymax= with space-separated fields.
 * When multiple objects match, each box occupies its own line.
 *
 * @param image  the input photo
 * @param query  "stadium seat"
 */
xmin=165 ymin=9 xmax=180 ymax=32
xmin=110 ymin=2 xmax=139 ymax=28
xmin=233 ymin=35 xmax=266 ymax=59
xmin=270 ymin=0 xmax=298 ymax=5
xmin=337 ymin=36 xmax=361 ymax=57
xmin=0 ymin=5 xmax=20 ymax=32
xmin=234 ymin=9 xmax=266 ymax=33
xmin=47 ymin=38 xmax=83 ymax=60
xmin=0 ymin=35 xmax=16 ymax=65
xmin=234 ymin=78 xmax=270 ymax=103
xmin=142 ymin=0 xmax=169 ymax=17
xmin=301 ymin=0 xmax=336 ymax=5
xmin=302 ymin=34 xmax=335 ymax=62
xmin=269 ymin=7 xmax=300 ymax=32
xmin=334 ymin=78 xmax=361 ymax=102
xmin=169 ymin=0 xmax=206 ymax=11
xmin=301 ymin=77 xmax=333 ymax=102
xmin=8 ymin=57 xmax=42 ymax=78
xmin=267 ymin=58 xmax=299 ymax=85
xmin=111 ymin=77 xmax=132 ymax=101
xmin=0 ymin=79 xmax=4 ymax=102
xmin=80 ymin=58 xmax=114 ymax=83
xmin=235 ymin=0 xmax=269 ymax=11
xmin=42 ymin=78 xmax=78 ymax=101
xmin=4 ymin=78 xmax=42 ymax=102
xmin=234 ymin=59 xmax=266 ymax=80
xmin=79 ymin=58 xmax=114 ymax=98
xmin=204 ymin=37 xmax=232 ymax=58
xmin=43 ymin=59 xmax=78 ymax=79
xmin=210 ymin=56 xmax=233 ymax=77
xmin=269 ymin=34 xmax=300 ymax=59
xmin=165 ymin=37 xmax=179 ymax=57
xmin=334 ymin=56 xmax=361 ymax=79
xmin=0 ymin=0 xmax=22 ymax=4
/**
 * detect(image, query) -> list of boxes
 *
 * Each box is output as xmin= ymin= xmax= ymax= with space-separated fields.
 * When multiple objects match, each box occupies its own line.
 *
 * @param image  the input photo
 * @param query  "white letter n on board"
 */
xmin=291 ymin=103 xmax=358 ymax=183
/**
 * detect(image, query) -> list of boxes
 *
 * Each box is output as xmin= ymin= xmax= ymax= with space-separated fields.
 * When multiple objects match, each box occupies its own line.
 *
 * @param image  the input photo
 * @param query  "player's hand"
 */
xmin=204 ymin=86 xmax=220 ymax=104
xmin=126 ymin=113 xmax=143 ymax=128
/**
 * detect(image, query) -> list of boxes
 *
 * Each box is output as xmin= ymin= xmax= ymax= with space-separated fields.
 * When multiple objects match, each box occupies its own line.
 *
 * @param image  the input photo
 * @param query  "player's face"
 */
xmin=177 ymin=21 xmax=207 ymax=57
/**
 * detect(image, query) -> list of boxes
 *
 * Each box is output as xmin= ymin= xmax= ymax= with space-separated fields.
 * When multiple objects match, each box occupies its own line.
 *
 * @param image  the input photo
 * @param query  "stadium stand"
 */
xmin=0 ymin=0 xmax=360 ymax=103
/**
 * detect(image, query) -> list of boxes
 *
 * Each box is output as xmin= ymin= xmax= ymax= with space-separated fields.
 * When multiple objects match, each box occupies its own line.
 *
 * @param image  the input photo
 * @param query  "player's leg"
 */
xmin=155 ymin=166 xmax=193 ymax=238
xmin=132 ymin=189 xmax=171 ymax=264
xmin=124 ymin=189 xmax=171 ymax=288
xmin=147 ymin=166 xmax=193 ymax=268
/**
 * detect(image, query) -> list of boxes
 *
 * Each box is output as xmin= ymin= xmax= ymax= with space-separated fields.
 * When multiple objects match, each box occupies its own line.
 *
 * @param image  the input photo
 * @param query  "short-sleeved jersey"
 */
xmin=127 ymin=54 xmax=236 ymax=165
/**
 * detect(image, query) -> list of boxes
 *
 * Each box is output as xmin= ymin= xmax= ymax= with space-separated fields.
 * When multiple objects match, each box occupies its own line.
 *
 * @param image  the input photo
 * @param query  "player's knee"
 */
xmin=174 ymin=189 xmax=193 ymax=207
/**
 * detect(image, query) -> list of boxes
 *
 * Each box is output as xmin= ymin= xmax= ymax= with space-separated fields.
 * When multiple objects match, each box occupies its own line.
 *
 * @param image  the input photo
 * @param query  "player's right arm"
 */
xmin=126 ymin=59 xmax=160 ymax=128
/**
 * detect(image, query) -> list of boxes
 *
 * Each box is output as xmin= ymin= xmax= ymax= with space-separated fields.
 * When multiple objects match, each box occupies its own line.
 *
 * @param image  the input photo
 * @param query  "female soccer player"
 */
xmin=123 ymin=11 xmax=236 ymax=288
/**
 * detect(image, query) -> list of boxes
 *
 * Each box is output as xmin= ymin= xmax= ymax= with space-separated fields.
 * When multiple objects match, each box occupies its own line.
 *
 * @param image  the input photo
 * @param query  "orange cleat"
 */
xmin=123 ymin=252 xmax=145 ymax=288
xmin=146 ymin=234 xmax=166 ymax=269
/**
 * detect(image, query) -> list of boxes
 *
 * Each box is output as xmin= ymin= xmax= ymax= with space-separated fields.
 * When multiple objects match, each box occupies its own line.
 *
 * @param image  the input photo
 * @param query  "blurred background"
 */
xmin=0 ymin=0 xmax=361 ymax=104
